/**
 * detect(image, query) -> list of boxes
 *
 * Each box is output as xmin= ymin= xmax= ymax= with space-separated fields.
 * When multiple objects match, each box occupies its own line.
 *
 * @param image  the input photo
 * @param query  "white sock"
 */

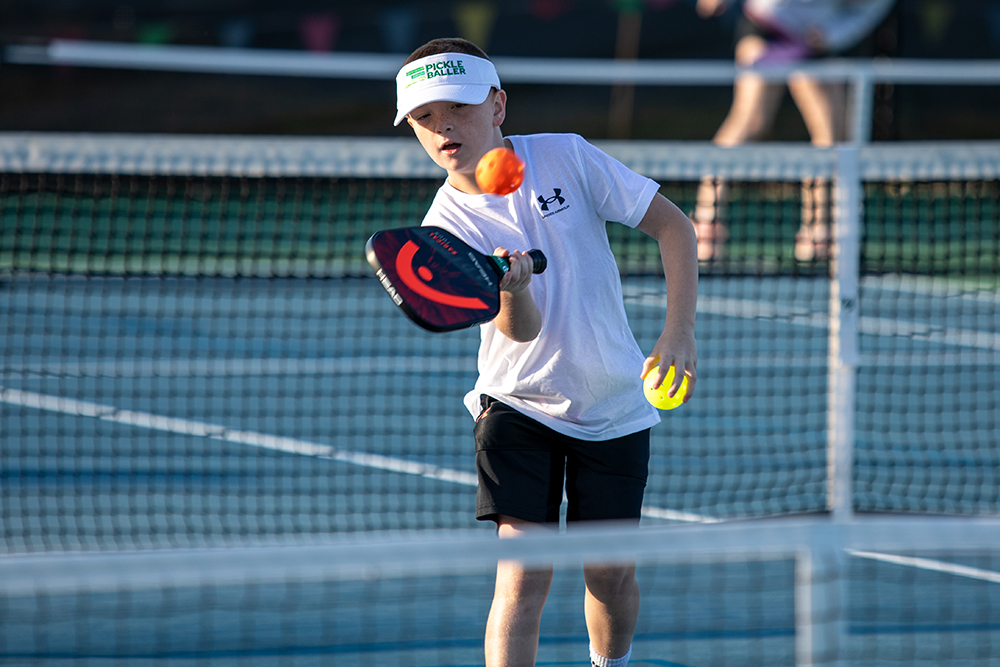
xmin=590 ymin=643 xmax=631 ymax=667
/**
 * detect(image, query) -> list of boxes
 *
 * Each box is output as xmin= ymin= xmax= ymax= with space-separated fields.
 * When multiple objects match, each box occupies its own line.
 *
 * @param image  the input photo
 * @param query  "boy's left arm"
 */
xmin=636 ymin=193 xmax=699 ymax=403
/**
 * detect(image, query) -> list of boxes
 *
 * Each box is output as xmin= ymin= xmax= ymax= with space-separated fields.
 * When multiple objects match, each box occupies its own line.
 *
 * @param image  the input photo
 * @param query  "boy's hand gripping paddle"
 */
xmin=365 ymin=226 xmax=547 ymax=333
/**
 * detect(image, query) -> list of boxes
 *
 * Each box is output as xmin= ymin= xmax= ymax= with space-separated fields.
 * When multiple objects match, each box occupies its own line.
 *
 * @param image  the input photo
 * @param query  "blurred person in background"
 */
xmin=693 ymin=0 xmax=896 ymax=262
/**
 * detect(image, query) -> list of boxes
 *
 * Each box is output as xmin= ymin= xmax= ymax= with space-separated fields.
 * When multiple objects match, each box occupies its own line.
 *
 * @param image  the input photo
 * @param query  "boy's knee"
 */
xmin=495 ymin=554 xmax=554 ymax=601
xmin=584 ymin=565 xmax=637 ymax=600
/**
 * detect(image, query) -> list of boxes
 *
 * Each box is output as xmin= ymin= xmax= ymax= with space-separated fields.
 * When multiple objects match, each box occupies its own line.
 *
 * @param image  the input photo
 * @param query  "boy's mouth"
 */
xmin=441 ymin=142 xmax=461 ymax=155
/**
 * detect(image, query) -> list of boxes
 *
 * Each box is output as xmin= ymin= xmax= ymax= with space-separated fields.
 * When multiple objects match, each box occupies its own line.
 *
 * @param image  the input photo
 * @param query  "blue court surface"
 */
xmin=1 ymin=273 xmax=998 ymax=665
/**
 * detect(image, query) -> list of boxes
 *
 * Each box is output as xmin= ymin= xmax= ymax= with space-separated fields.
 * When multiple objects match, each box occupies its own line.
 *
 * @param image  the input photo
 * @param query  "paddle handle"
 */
xmin=490 ymin=249 xmax=547 ymax=276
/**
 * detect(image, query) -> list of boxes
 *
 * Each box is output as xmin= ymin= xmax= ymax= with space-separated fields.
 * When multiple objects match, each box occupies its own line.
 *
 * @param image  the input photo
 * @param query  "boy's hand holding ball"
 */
xmin=643 ymin=364 xmax=690 ymax=410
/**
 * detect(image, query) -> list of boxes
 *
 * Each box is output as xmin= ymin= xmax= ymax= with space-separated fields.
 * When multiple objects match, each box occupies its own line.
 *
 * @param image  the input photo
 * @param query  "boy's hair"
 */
xmin=404 ymin=38 xmax=490 ymax=66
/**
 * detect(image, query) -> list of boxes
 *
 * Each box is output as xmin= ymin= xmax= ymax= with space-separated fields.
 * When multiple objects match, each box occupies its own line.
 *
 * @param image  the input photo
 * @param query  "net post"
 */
xmin=848 ymin=70 xmax=874 ymax=144
xmin=827 ymin=146 xmax=861 ymax=522
xmin=795 ymin=526 xmax=848 ymax=667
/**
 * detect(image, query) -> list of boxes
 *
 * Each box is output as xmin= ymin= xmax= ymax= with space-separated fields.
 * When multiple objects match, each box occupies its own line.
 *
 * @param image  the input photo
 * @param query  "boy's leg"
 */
xmin=565 ymin=429 xmax=649 ymax=666
xmin=485 ymin=516 xmax=554 ymax=667
xmin=583 ymin=563 xmax=640 ymax=662
xmin=474 ymin=397 xmax=566 ymax=666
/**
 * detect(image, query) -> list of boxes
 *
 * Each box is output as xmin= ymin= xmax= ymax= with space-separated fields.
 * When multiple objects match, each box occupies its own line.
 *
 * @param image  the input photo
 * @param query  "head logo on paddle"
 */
xmin=366 ymin=226 xmax=546 ymax=333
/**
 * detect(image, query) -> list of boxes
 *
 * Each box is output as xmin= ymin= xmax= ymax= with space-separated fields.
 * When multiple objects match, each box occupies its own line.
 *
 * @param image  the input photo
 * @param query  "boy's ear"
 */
xmin=492 ymin=89 xmax=507 ymax=127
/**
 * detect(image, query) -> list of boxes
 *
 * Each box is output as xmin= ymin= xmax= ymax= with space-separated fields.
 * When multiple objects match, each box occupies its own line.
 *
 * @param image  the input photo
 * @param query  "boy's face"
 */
xmin=406 ymin=89 xmax=506 ymax=191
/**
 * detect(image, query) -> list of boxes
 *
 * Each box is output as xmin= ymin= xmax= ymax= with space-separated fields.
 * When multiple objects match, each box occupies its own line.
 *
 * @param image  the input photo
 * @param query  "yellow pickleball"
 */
xmin=643 ymin=365 xmax=688 ymax=410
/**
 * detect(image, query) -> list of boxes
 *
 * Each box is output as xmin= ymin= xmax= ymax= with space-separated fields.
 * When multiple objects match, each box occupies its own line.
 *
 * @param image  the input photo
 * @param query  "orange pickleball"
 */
xmin=475 ymin=147 xmax=524 ymax=195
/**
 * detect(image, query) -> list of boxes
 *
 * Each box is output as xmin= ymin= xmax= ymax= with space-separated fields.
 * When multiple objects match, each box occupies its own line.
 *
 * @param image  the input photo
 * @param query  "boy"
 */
xmin=395 ymin=38 xmax=698 ymax=667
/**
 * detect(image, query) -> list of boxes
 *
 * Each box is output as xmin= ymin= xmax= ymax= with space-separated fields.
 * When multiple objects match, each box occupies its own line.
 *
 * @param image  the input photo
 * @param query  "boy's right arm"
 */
xmin=492 ymin=248 xmax=542 ymax=343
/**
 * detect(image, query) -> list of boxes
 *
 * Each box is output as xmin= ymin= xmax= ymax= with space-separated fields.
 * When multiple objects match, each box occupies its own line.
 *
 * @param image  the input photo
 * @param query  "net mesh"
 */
xmin=1 ymin=134 xmax=999 ymax=666
xmin=2 ymin=517 xmax=998 ymax=666
xmin=1 ymin=136 xmax=999 ymax=553
xmin=857 ymin=179 xmax=1000 ymax=514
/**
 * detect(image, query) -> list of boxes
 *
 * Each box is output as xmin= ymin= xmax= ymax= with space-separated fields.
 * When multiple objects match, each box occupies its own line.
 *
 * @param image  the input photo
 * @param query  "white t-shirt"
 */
xmin=422 ymin=133 xmax=661 ymax=440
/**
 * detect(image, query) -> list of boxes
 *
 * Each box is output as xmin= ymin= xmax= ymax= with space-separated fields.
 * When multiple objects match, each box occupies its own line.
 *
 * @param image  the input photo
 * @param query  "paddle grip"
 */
xmin=527 ymin=249 xmax=547 ymax=274
xmin=491 ymin=249 xmax=547 ymax=276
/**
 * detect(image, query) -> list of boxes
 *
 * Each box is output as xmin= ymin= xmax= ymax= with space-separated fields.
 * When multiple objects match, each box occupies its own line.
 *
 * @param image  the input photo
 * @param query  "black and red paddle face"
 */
xmin=366 ymin=226 xmax=547 ymax=333
xmin=366 ymin=226 xmax=505 ymax=332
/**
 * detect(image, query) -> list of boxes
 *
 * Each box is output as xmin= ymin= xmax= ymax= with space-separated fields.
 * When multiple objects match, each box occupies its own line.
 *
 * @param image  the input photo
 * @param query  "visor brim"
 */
xmin=394 ymin=83 xmax=495 ymax=126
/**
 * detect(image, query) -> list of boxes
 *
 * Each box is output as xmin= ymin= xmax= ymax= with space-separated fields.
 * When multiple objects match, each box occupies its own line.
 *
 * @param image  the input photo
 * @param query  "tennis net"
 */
xmin=2 ymin=515 xmax=999 ymax=666
xmin=1 ymin=134 xmax=998 ymax=553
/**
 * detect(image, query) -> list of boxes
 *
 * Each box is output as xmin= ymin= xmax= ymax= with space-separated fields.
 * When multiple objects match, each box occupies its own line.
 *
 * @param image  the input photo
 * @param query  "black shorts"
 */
xmin=473 ymin=395 xmax=650 ymax=525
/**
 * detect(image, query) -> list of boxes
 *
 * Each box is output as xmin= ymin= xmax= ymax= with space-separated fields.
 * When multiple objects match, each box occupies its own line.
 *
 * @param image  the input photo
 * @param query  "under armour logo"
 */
xmin=537 ymin=189 xmax=565 ymax=211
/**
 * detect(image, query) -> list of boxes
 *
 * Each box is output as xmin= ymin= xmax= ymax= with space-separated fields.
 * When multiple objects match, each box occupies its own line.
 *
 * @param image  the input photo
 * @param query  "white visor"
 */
xmin=394 ymin=52 xmax=501 ymax=126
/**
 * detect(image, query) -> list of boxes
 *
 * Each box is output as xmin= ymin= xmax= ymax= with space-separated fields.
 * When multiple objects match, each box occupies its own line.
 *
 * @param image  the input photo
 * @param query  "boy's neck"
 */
xmin=447 ymin=171 xmax=482 ymax=195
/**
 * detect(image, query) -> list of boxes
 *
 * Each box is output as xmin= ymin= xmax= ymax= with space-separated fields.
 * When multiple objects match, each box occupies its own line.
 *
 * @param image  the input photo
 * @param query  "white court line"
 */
xmin=848 ymin=549 xmax=1000 ymax=584
xmin=623 ymin=290 xmax=1000 ymax=352
xmin=0 ymin=386 xmax=476 ymax=486
xmin=0 ymin=386 xmax=718 ymax=524
xmin=1 ymin=356 xmax=479 ymax=378
xmin=862 ymin=275 xmax=1000 ymax=304
xmin=641 ymin=506 xmax=723 ymax=524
